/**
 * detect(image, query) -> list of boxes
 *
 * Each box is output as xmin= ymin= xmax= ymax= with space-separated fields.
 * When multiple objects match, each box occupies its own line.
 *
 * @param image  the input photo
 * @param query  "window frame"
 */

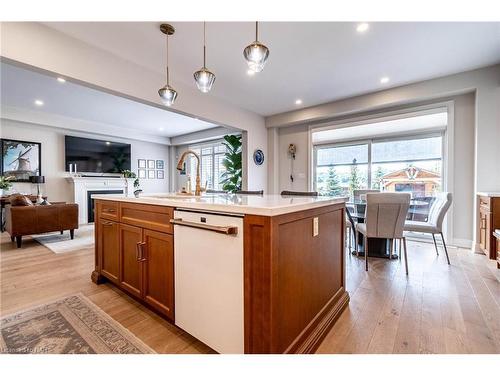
xmin=188 ymin=139 xmax=227 ymax=190
xmin=313 ymin=131 xmax=444 ymax=192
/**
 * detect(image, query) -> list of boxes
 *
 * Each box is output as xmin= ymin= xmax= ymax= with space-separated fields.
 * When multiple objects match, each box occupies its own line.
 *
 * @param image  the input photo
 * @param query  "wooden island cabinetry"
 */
xmin=92 ymin=195 xmax=349 ymax=354
xmin=93 ymin=201 xmax=174 ymax=320
xmin=476 ymin=194 xmax=500 ymax=260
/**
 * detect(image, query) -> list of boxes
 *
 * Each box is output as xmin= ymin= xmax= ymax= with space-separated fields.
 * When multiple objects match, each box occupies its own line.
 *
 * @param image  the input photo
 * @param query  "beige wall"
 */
xmin=270 ymin=92 xmax=477 ymax=245
xmin=1 ymin=22 xmax=268 ymax=191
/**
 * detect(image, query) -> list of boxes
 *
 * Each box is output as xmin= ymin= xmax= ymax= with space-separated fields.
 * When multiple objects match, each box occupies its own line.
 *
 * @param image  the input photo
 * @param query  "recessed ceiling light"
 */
xmin=246 ymin=69 xmax=255 ymax=76
xmin=380 ymin=76 xmax=390 ymax=84
xmin=34 ymin=99 xmax=44 ymax=106
xmin=356 ymin=23 xmax=369 ymax=33
xmin=57 ymin=77 xmax=66 ymax=83
xmin=105 ymin=141 xmax=111 ymax=145
xmin=295 ymin=99 xmax=303 ymax=105
xmin=159 ymin=127 xmax=164 ymax=131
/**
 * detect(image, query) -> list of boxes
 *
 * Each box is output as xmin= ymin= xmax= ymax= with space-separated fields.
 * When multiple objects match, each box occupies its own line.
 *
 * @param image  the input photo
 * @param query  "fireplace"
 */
xmin=87 ymin=190 xmax=123 ymax=223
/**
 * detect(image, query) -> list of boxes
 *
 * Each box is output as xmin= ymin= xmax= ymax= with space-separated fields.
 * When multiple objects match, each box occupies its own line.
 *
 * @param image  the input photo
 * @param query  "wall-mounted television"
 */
xmin=65 ymin=135 xmax=131 ymax=175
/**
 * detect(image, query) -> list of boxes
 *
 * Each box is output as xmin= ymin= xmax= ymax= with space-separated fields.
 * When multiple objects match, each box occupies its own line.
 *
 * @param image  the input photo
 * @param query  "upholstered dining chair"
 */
xmin=356 ymin=193 xmax=411 ymax=274
xmin=280 ymin=190 xmax=319 ymax=197
xmin=404 ymin=192 xmax=452 ymax=265
xmin=353 ymin=189 xmax=380 ymax=216
xmin=235 ymin=190 xmax=264 ymax=195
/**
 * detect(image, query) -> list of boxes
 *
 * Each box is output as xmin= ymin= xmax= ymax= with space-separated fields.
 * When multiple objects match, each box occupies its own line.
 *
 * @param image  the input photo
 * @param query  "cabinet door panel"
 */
xmin=119 ymin=224 xmax=143 ymax=298
xmin=143 ymin=229 xmax=174 ymax=319
xmin=99 ymin=219 xmax=120 ymax=283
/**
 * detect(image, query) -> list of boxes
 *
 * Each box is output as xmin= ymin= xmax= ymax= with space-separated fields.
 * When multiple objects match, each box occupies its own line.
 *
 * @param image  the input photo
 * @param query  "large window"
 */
xmin=314 ymin=134 xmax=443 ymax=196
xmin=315 ymin=143 xmax=369 ymax=197
xmin=188 ymin=141 xmax=227 ymax=190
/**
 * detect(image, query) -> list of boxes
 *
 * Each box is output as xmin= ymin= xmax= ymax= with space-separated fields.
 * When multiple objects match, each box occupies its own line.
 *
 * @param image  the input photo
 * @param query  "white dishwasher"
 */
xmin=171 ymin=209 xmax=244 ymax=354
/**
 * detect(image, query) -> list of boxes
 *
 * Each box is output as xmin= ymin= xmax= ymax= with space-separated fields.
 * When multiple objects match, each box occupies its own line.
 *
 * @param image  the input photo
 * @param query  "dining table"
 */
xmin=346 ymin=198 xmax=430 ymax=259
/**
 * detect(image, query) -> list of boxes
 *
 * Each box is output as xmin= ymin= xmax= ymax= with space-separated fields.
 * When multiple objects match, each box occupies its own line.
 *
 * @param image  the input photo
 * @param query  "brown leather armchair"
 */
xmin=6 ymin=203 xmax=79 ymax=248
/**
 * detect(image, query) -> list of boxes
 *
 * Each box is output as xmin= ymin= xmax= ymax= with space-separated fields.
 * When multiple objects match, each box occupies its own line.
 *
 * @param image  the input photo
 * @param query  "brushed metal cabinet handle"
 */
xmin=136 ymin=242 xmax=142 ymax=261
xmin=170 ymin=218 xmax=238 ymax=235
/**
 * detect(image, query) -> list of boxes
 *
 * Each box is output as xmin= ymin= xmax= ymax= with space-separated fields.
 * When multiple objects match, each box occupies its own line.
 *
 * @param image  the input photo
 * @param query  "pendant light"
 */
xmin=194 ymin=22 xmax=216 ymax=93
xmin=243 ymin=22 xmax=270 ymax=73
xmin=158 ymin=23 xmax=178 ymax=106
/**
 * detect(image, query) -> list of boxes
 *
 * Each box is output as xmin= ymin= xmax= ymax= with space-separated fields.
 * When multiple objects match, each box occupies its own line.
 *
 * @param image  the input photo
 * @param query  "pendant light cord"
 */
xmin=203 ymin=21 xmax=206 ymax=68
xmin=255 ymin=21 xmax=258 ymax=41
xmin=166 ymin=34 xmax=170 ymax=85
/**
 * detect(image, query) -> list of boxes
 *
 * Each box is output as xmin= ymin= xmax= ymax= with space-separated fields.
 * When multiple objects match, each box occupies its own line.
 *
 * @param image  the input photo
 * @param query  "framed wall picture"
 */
xmin=156 ymin=160 xmax=164 ymax=169
xmin=147 ymin=170 xmax=156 ymax=179
xmin=147 ymin=160 xmax=155 ymax=169
xmin=138 ymin=169 xmax=146 ymax=179
xmin=156 ymin=170 xmax=164 ymax=179
xmin=1 ymin=139 xmax=41 ymax=182
xmin=138 ymin=159 xmax=146 ymax=168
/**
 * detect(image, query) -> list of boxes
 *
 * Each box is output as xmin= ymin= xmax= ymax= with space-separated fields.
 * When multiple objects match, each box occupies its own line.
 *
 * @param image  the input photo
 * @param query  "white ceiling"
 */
xmin=44 ymin=22 xmax=500 ymax=116
xmin=0 ymin=61 xmax=218 ymax=138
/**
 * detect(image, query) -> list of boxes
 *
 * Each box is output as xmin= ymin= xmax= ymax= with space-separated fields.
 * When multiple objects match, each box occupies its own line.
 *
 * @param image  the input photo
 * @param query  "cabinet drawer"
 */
xmin=98 ymin=201 xmax=119 ymax=220
xmin=120 ymin=202 xmax=173 ymax=234
xmin=479 ymin=196 xmax=491 ymax=212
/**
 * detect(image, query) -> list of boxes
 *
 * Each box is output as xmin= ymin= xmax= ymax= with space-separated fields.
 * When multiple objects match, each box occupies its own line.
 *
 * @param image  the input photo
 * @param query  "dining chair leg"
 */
xmin=355 ymin=230 xmax=359 ymax=257
xmin=402 ymin=237 xmax=409 ymax=275
xmin=348 ymin=227 xmax=352 ymax=250
xmin=431 ymin=233 xmax=439 ymax=256
xmin=440 ymin=232 xmax=451 ymax=265
xmin=365 ymin=236 xmax=369 ymax=272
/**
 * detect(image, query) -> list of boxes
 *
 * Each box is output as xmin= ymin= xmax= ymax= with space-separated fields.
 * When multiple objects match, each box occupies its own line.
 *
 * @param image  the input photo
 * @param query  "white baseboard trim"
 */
xmin=450 ymin=238 xmax=473 ymax=249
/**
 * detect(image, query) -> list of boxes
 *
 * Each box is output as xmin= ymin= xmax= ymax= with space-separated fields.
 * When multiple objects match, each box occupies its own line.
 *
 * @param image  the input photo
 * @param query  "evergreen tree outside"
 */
xmin=372 ymin=166 xmax=385 ymax=190
xmin=324 ymin=166 xmax=342 ymax=196
xmin=349 ymin=158 xmax=361 ymax=196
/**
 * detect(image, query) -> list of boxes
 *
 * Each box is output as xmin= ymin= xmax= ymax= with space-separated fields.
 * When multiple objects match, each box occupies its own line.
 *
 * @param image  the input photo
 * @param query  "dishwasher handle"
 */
xmin=170 ymin=218 xmax=238 ymax=235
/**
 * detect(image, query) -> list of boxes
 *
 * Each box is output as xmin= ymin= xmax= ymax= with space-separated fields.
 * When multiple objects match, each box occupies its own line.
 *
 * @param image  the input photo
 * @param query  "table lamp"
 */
xmin=30 ymin=176 xmax=45 ymax=204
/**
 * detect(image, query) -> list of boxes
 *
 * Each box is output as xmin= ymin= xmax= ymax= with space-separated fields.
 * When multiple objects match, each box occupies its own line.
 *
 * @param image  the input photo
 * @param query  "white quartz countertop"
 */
xmin=91 ymin=193 xmax=347 ymax=216
xmin=477 ymin=192 xmax=500 ymax=197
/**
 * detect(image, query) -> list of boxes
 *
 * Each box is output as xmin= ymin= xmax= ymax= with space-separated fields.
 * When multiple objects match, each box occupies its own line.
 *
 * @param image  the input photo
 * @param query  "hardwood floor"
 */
xmin=1 ymin=232 xmax=499 ymax=354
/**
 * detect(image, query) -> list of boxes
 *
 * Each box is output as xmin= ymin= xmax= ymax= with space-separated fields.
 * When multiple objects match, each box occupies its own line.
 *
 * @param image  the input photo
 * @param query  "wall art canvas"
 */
xmin=156 ymin=170 xmax=164 ymax=179
xmin=147 ymin=170 xmax=155 ymax=179
xmin=156 ymin=160 xmax=164 ymax=169
xmin=138 ymin=169 xmax=146 ymax=179
xmin=1 ymin=139 xmax=41 ymax=182
xmin=138 ymin=159 xmax=146 ymax=168
xmin=147 ymin=160 xmax=155 ymax=169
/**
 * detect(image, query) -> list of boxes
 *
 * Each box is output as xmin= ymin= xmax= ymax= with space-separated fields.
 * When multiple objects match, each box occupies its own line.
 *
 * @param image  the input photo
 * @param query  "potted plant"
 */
xmin=220 ymin=134 xmax=242 ymax=193
xmin=0 ymin=176 xmax=14 ymax=197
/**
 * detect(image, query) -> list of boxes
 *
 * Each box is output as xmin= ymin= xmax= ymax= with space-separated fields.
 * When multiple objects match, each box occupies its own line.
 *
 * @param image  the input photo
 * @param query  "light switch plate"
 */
xmin=313 ymin=217 xmax=319 ymax=237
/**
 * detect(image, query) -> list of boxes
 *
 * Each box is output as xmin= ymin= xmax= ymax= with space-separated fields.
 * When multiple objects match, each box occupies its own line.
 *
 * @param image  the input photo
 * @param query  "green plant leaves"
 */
xmin=221 ymin=134 xmax=242 ymax=193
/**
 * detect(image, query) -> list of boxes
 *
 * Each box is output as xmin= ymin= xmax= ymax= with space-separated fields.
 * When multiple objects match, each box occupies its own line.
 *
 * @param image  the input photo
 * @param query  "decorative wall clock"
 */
xmin=253 ymin=149 xmax=264 ymax=165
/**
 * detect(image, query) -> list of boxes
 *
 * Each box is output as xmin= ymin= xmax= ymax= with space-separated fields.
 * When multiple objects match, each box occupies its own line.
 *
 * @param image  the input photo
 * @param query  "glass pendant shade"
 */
xmin=158 ymin=84 xmax=178 ymax=106
xmin=194 ymin=22 xmax=216 ymax=93
xmin=243 ymin=41 xmax=269 ymax=73
xmin=194 ymin=67 xmax=216 ymax=93
xmin=159 ymin=24 xmax=178 ymax=107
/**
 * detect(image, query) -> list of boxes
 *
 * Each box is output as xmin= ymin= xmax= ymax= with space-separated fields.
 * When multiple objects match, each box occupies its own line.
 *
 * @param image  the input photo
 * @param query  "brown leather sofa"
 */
xmin=6 ymin=203 xmax=79 ymax=248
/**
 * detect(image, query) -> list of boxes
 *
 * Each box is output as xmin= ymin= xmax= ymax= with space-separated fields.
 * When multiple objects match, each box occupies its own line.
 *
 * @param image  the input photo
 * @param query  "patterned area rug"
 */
xmin=0 ymin=294 xmax=154 ymax=354
xmin=31 ymin=224 xmax=94 ymax=254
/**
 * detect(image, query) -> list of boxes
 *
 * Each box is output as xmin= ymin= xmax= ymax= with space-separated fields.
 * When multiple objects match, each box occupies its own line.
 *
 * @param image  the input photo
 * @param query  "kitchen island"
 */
xmin=91 ymin=193 xmax=348 ymax=354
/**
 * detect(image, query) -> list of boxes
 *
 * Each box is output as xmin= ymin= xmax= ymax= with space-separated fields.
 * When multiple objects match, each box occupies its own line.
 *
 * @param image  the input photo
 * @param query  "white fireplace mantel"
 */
xmin=66 ymin=176 xmax=135 ymax=224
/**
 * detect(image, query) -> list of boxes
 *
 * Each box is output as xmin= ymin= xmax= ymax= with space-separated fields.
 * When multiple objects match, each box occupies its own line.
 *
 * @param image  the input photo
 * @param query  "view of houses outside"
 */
xmin=315 ymin=135 xmax=442 ymax=200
